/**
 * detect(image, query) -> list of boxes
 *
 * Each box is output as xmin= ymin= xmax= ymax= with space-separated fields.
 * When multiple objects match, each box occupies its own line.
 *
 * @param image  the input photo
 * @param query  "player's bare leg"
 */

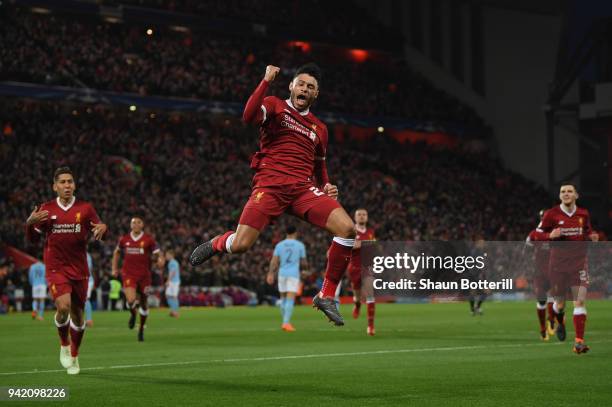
xmin=571 ymin=286 xmax=589 ymax=354
xmin=54 ymin=294 xmax=72 ymax=369
xmin=190 ymin=224 xmax=260 ymax=266
xmin=137 ymin=291 xmax=149 ymax=342
xmin=313 ymin=207 xmax=356 ymax=326
xmin=124 ymin=287 xmax=138 ymax=330
xmin=281 ymin=292 xmax=296 ymax=332
xmin=32 ymin=296 xmax=45 ymax=321
xmin=67 ymin=299 xmax=85 ymax=375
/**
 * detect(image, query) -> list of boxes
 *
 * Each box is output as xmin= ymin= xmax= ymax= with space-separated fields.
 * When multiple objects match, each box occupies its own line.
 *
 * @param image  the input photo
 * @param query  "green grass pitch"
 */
xmin=1 ymin=301 xmax=611 ymax=406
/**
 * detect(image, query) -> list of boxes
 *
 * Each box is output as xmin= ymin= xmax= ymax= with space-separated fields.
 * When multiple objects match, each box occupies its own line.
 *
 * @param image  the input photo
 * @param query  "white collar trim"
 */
xmin=130 ymin=232 xmax=144 ymax=241
xmin=285 ymin=99 xmax=309 ymax=116
xmin=56 ymin=196 xmax=76 ymax=211
xmin=560 ymin=204 xmax=576 ymax=217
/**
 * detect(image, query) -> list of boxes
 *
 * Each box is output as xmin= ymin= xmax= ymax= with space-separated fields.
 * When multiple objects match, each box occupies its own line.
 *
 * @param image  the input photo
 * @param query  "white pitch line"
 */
xmin=2 ymin=340 xmax=609 ymax=377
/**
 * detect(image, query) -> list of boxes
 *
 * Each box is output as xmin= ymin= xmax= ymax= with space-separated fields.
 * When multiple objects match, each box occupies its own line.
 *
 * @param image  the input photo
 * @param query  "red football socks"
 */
xmin=573 ymin=313 xmax=586 ymax=341
xmin=321 ymin=240 xmax=353 ymax=297
xmin=55 ymin=315 xmax=70 ymax=347
xmin=69 ymin=321 xmax=85 ymax=357
xmin=213 ymin=231 xmax=235 ymax=253
xmin=537 ymin=308 xmax=546 ymax=331
xmin=367 ymin=302 xmax=375 ymax=328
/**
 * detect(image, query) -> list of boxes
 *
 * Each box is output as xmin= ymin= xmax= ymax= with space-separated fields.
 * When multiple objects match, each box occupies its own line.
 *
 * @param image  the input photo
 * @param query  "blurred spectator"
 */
xmin=0 ymin=8 xmax=483 ymax=131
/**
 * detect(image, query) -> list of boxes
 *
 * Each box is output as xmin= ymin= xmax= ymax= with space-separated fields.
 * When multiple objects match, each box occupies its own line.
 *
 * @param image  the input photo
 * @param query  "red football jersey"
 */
xmin=356 ymin=226 xmax=376 ymax=243
xmin=526 ymin=229 xmax=550 ymax=276
xmin=537 ymin=205 xmax=592 ymax=273
xmin=117 ymin=232 xmax=160 ymax=277
xmin=250 ymin=96 xmax=328 ymax=187
xmin=33 ymin=197 xmax=101 ymax=280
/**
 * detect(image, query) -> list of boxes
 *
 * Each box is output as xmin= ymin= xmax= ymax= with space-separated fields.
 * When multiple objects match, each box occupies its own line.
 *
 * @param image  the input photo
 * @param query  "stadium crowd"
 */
xmin=0 ymin=8 xmax=483 ymax=129
xmin=99 ymin=0 xmax=401 ymax=50
xmin=0 ymin=100 xmax=554 ymax=305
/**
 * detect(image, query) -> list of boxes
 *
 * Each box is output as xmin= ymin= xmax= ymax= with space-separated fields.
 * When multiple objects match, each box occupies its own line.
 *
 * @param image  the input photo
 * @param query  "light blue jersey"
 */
xmin=87 ymin=253 xmax=94 ymax=284
xmin=274 ymin=239 xmax=306 ymax=279
xmin=28 ymin=262 xmax=46 ymax=287
xmin=168 ymin=259 xmax=180 ymax=284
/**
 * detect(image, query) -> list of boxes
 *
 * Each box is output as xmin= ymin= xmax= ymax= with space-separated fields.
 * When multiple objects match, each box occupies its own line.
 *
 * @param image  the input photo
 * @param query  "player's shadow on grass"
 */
xmin=82 ymin=371 xmax=370 ymax=400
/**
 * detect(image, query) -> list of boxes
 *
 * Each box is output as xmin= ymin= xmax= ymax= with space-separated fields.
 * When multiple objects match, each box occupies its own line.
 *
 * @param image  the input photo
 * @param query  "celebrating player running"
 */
xmin=25 ymin=167 xmax=107 ymax=374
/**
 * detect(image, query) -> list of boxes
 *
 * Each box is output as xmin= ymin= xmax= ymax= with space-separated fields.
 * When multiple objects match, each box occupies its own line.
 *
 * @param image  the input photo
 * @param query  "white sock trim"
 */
xmin=546 ymin=296 xmax=554 ymax=303
xmin=69 ymin=320 xmax=86 ymax=331
xmin=226 ymin=233 xmax=236 ymax=253
xmin=553 ymin=302 xmax=562 ymax=314
xmin=536 ymin=302 xmax=547 ymax=310
xmin=366 ymin=297 xmax=375 ymax=304
xmin=139 ymin=307 xmax=149 ymax=316
xmin=333 ymin=236 xmax=355 ymax=247
xmin=54 ymin=314 xmax=70 ymax=328
xmin=573 ymin=306 xmax=587 ymax=315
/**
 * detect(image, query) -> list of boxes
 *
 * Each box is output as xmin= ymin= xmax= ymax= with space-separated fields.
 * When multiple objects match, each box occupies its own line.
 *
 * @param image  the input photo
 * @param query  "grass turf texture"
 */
xmin=0 ymin=301 xmax=611 ymax=406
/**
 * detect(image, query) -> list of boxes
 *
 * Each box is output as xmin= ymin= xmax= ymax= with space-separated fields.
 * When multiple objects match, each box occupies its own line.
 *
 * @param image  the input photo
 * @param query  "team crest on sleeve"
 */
xmin=255 ymin=191 xmax=265 ymax=203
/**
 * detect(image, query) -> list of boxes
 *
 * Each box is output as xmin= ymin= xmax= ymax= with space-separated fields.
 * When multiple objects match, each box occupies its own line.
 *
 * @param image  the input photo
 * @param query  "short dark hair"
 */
xmin=559 ymin=182 xmax=578 ymax=192
xmin=294 ymin=63 xmax=322 ymax=86
xmin=53 ymin=166 xmax=73 ymax=182
xmin=286 ymin=225 xmax=297 ymax=235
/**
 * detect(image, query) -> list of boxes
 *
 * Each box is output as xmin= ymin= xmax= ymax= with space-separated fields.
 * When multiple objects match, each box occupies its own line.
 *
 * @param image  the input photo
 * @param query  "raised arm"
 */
xmin=242 ymin=65 xmax=279 ymax=124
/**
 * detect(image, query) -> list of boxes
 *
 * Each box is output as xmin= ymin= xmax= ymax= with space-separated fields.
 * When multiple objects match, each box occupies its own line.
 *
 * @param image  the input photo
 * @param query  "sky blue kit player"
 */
xmin=268 ymin=226 xmax=308 ymax=331
xmin=165 ymin=250 xmax=181 ymax=317
xmin=29 ymin=261 xmax=46 ymax=320
xmin=275 ymin=238 xmax=306 ymax=280
xmin=85 ymin=253 xmax=94 ymax=324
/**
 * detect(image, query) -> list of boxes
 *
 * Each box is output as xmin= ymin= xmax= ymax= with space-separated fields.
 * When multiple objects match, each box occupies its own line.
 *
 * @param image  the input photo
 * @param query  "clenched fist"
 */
xmin=264 ymin=65 xmax=280 ymax=83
